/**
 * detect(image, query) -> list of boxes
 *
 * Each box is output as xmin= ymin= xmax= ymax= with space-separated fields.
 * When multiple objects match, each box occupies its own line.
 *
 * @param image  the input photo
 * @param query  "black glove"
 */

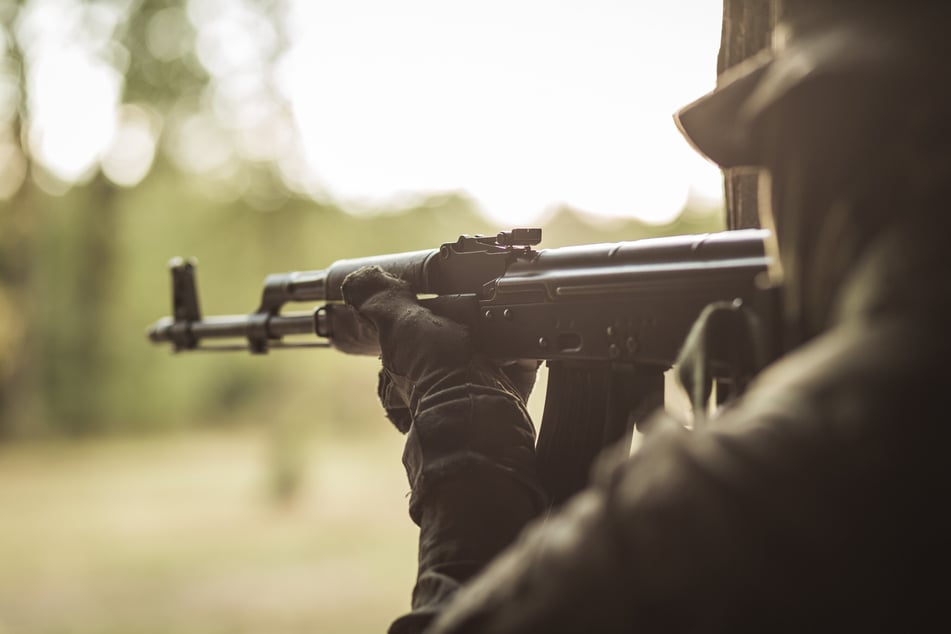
xmin=341 ymin=265 xmax=543 ymax=501
xmin=342 ymin=266 xmax=547 ymax=632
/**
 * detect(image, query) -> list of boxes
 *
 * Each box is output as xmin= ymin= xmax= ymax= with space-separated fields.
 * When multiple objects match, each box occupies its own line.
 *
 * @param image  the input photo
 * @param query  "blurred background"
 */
xmin=0 ymin=1 xmax=724 ymax=632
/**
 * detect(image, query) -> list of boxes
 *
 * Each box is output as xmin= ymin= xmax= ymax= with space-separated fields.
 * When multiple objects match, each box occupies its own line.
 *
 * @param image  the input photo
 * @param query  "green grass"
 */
xmin=0 ymin=430 xmax=419 ymax=634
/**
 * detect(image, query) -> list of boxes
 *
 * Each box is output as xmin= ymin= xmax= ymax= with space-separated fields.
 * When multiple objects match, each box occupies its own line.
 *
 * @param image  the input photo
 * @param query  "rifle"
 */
xmin=148 ymin=228 xmax=774 ymax=505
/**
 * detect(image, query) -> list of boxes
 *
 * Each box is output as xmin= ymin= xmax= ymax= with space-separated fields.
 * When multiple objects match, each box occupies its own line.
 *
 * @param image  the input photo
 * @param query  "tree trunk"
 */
xmin=35 ymin=174 xmax=121 ymax=435
xmin=0 ymin=176 xmax=35 ymax=437
xmin=718 ymin=0 xmax=781 ymax=230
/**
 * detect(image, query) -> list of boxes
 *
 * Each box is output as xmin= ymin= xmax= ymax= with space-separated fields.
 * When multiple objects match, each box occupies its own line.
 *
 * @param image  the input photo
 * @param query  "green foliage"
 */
xmin=121 ymin=0 xmax=207 ymax=108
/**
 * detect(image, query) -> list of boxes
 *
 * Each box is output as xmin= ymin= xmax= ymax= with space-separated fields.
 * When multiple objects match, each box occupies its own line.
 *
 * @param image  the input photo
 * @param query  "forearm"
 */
xmin=339 ymin=267 xmax=547 ymax=633
xmin=416 ymin=413 xmax=798 ymax=633
xmin=391 ymin=468 xmax=545 ymax=633
xmin=390 ymin=387 xmax=547 ymax=634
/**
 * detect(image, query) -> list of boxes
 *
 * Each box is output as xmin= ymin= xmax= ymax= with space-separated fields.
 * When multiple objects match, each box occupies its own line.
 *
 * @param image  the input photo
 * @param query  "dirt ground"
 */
xmin=0 ymin=429 xmax=418 ymax=634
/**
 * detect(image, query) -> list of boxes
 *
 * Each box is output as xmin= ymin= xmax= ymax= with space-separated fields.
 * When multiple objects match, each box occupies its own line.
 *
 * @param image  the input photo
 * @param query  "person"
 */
xmin=341 ymin=1 xmax=951 ymax=631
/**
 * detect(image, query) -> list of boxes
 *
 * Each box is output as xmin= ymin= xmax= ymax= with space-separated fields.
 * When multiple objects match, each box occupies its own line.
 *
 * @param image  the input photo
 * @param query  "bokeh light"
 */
xmin=281 ymin=0 xmax=725 ymax=224
xmin=101 ymin=103 xmax=161 ymax=188
xmin=4 ymin=0 xmax=724 ymax=222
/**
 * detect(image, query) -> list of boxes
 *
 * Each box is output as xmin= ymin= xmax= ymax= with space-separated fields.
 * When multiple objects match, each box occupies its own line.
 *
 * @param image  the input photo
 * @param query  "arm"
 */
xmin=419 ymin=406 xmax=808 ymax=633
xmin=418 ymin=415 xmax=756 ymax=633
xmin=339 ymin=267 xmax=548 ymax=634
xmin=419 ymin=315 xmax=934 ymax=633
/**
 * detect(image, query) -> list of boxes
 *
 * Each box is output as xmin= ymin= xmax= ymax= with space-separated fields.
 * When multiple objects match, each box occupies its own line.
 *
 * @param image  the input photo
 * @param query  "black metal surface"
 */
xmin=536 ymin=363 xmax=665 ymax=507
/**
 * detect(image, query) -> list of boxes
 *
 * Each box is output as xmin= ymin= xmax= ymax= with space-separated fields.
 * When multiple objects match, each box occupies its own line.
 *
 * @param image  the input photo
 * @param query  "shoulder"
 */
xmin=739 ymin=311 xmax=948 ymax=440
xmin=590 ymin=311 xmax=949 ymax=627
xmin=605 ymin=307 xmax=949 ymax=540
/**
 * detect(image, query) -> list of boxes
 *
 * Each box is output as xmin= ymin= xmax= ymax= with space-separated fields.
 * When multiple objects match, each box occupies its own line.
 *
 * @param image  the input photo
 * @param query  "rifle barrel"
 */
xmin=147 ymin=311 xmax=322 ymax=350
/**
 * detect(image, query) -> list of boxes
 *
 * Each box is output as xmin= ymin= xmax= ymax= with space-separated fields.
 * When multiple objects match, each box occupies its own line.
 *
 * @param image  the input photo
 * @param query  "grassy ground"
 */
xmin=0 ymin=429 xmax=419 ymax=634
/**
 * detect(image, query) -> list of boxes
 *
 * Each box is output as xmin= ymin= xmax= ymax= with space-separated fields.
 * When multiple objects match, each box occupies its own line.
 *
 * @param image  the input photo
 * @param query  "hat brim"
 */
xmin=674 ymin=50 xmax=773 ymax=169
xmin=674 ymin=14 xmax=936 ymax=169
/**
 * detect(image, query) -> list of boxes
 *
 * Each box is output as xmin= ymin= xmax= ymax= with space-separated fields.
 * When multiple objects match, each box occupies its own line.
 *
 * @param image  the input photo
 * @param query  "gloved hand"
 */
xmin=342 ymin=265 xmax=540 ymax=430
xmin=341 ymin=265 xmax=547 ymax=632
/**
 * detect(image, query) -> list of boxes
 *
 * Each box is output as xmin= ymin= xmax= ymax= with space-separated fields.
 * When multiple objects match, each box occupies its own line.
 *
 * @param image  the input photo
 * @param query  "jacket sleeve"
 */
xmin=416 ymin=415 xmax=765 ymax=633
xmin=416 ymin=392 xmax=865 ymax=633
xmin=388 ymin=374 xmax=548 ymax=634
xmin=415 ymin=315 xmax=942 ymax=633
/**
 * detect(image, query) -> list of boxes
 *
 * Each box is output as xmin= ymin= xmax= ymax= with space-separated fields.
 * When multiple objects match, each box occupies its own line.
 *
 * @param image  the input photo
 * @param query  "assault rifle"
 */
xmin=148 ymin=228 xmax=775 ymax=504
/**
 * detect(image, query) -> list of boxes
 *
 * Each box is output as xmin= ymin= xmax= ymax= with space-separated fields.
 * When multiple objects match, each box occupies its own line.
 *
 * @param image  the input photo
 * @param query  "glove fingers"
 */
xmin=341 ymin=266 xmax=417 ymax=326
xmin=344 ymin=266 xmax=471 ymax=374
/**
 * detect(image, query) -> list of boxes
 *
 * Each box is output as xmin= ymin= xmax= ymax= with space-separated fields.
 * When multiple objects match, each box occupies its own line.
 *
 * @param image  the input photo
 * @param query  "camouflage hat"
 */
xmin=675 ymin=5 xmax=948 ymax=168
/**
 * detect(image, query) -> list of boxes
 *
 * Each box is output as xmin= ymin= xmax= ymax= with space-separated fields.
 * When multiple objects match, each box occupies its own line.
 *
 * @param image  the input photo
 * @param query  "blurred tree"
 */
xmin=0 ymin=0 xmax=302 ymax=436
xmin=0 ymin=0 xmax=36 ymax=435
xmin=718 ymin=0 xmax=779 ymax=231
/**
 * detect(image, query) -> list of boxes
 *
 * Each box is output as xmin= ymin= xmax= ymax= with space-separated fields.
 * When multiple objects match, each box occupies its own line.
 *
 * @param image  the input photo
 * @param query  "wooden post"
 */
xmin=717 ymin=0 xmax=780 ymax=230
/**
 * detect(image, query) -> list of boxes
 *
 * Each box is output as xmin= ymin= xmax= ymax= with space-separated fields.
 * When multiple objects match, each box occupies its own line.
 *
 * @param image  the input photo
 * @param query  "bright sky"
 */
xmin=7 ymin=0 xmax=726 ymax=226
xmin=281 ymin=0 xmax=725 ymax=225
